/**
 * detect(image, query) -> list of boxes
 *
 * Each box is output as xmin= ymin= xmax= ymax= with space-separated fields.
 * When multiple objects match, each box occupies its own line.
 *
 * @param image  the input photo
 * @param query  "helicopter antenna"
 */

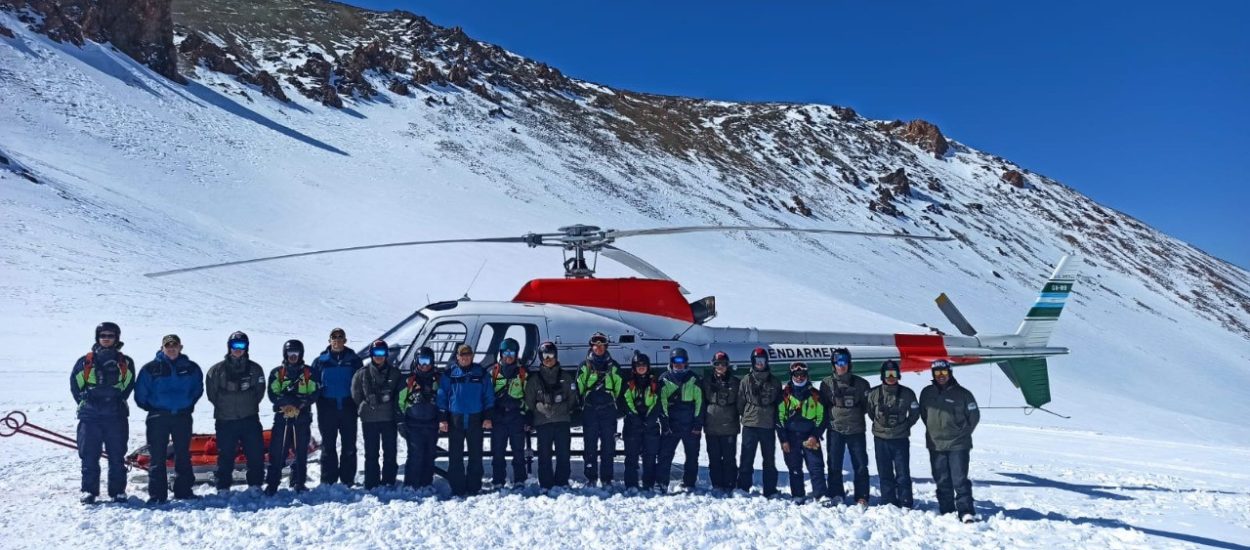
xmin=461 ymin=259 xmax=488 ymax=301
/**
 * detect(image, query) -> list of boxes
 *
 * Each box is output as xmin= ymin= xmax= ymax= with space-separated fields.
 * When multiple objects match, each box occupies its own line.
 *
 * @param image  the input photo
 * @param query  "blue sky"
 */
xmin=350 ymin=1 xmax=1249 ymax=268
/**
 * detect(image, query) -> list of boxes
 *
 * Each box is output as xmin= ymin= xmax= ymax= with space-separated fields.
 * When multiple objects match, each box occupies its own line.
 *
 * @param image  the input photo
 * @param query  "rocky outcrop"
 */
xmin=878 ymin=167 xmax=912 ymax=198
xmin=239 ymin=70 xmax=288 ymax=102
xmin=1002 ymin=169 xmax=1025 ymax=188
xmin=179 ymin=31 xmax=240 ymax=75
xmin=0 ymin=20 xmax=15 ymax=38
xmin=880 ymin=119 xmax=949 ymax=157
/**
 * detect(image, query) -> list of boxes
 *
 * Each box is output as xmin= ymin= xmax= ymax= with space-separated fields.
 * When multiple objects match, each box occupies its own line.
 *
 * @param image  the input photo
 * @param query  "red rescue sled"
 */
xmin=125 ymin=430 xmax=321 ymax=482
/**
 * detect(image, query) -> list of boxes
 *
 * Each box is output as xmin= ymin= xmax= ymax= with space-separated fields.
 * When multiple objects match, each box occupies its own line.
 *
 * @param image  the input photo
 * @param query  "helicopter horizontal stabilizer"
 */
xmin=997 ymin=357 xmax=1051 ymax=407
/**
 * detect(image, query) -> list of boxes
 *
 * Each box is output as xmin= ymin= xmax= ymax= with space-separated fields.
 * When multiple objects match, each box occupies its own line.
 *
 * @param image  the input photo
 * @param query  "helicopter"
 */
xmin=147 ymin=224 xmax=1075 ymax=409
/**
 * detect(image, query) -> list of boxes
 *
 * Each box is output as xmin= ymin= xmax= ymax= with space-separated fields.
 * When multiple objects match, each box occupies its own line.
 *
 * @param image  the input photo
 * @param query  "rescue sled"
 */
xmin=125 ymin=430 xmax=321 ymax=483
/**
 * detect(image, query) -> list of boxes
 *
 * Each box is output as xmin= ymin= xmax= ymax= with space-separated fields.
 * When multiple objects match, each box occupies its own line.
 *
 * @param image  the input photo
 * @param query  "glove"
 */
xmin=381 ymin=394 xmax=391 ymax=403
xmin=281 ymin=405 xmax=300 ymax=419
xmin=803 ymin=436 xmax=821 ymax=450
xmin=553 ymin=394 xmax=564 ymax=404
xmin=482 ymin=419 xmax=493 ymax=430
xmin=439 ymin=421 xmax=449 ymax=433
xmin=781 ymin=442 xmax=791 ymax=454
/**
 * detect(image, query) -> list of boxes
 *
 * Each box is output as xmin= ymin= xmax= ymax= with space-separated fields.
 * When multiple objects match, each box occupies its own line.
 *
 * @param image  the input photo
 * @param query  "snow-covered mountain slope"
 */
xmin=2 ymin=2 xmax=1249 ymax=548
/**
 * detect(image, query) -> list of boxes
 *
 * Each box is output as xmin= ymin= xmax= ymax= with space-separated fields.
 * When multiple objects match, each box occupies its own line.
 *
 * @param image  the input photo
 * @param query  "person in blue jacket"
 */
xmin=655 ymin=347 xmax=704 ymax=493
xmin=265 ymin=340 xmax=322 ymax=495
xmin=312 ymin=327 xmax=363 ymax=486
xmin=437 ymin=344 xmax=495 ymax=496
xmin=134 ymin=334 xmax=204 ymax=504
xmin=398 ymin=346 xmax=440 ymax=489
xmin=70 ymin=322 xmax=135 ymax=504
xmin=622 ymin=351 xmax=662 ymax=492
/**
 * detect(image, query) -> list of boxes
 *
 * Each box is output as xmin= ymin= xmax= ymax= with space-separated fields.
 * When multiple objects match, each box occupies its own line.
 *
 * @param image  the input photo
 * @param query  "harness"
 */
xmin=538 ymin=369 xmax=567 ymax=405
xmin=492 ymin=363 xmax=528 ymax=400
xmin=779 ymin=384 xmax=822 ymax=424
xmin=708 ymin=375 xmax=737 ymax=406
xmin=402 ymin=373 xmax=438 ymax=408
xmin=625 ymin=377 xmax=659 ymax=415
xmin=831 ymin=377 xmax=858 ymax=409
xmin=80 ymin=351 xmax=131 ymax=391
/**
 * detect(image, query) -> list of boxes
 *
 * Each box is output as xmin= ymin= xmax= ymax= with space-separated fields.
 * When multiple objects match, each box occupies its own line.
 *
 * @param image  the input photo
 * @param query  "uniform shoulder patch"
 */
xmin=966 ymin=402 xmax=978 ymax=411
xmin=910 ymin=402 xmax=920 ymax=409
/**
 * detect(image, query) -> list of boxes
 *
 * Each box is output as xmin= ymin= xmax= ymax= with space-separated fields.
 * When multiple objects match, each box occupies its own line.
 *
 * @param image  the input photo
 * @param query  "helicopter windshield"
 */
xmin=375 ymin=311 xmax=428 ymax=368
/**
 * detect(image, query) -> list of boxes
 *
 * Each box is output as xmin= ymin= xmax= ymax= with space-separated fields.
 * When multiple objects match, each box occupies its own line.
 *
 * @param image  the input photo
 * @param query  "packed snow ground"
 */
xmin=2 ymin=13 xmax=1249 ymax=549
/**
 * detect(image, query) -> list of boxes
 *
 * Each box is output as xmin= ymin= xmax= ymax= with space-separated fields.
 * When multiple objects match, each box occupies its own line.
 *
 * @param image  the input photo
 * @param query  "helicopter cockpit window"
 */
xmin=424 ymin=321 xmax=468 ymax=366
xmin=474 ymin=323 xmax=540 ymax=366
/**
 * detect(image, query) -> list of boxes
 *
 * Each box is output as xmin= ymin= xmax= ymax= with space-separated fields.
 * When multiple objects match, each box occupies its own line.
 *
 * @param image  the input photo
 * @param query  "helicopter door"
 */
xmin=472 ymin=320 xmax=544 ymax=367
xmin=421 ymin=317 xmax=477 ymax=367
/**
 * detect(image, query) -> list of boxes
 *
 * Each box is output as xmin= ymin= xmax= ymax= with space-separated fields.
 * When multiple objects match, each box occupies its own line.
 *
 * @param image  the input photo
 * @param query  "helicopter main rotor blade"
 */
xmin=606 ymin=225 xmax=953 ymax=242
xmin=601 ymin=246 xmax=691 ymax=295
xmin=144 ymin=236 xmax=538 ymax=278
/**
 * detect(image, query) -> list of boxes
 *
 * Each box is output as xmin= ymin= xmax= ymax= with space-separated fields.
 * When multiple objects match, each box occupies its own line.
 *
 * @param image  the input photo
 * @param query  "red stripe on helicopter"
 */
xmin=513 ymin=278 xmax=695 ymax=322
xmin=893 ymin=333 xmax=948 ymax=372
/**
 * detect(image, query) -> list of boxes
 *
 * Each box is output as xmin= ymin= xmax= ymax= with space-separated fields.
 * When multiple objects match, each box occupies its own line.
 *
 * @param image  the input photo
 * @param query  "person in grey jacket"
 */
xmin=736 ymin=347 xmax=781 ymax=497
xmin=204 ymin=331 xmax=266 ymax=491
xmin=919 ymin=359 xmax=980 ymax=522
xmin=866 ymin=360 xmax=920 ymax=508
xmin=702 ymin=351 xmax=740 ymax=493
xmin=523 ymin=342 xmax=580 ymax=490
xmin=351 ymin=339 xmax=402 ymax=489
xmin=818 ymin=348 xmax=871 ymax=505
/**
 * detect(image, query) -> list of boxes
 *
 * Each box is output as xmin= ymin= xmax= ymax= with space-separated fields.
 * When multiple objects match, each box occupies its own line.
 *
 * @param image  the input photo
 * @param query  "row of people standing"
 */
xmin=71 ymin=322 xmax=979 ymax=521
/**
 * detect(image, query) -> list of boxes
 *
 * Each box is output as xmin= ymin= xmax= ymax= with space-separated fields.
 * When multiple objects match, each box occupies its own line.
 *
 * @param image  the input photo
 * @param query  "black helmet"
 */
xmin=538 ymin=341 xmax=559 ymax=363
xmin=789 ymin=362 xmax=809 ymax=376
xmin=669 ymin=347 xmax=689 ymax=368
xmin=415 ymin=346 xmax=436 ymax=368
xmin=930 ymin=359 xmax=951 ymax=371
xmin=95 ymin=321 xmax=121 ymax=341
xmin=228 ymin=331 xmax=249 ymax=351
xmin=631 ymin=351 xmax=651 ymax=369
xmin=283 ymin=339 xmax=304 ymax=362
xmin=712 ymin=351 xmax=731 ymax=369
xmin=880 ymin=360 xmax=901 ymax=382
xmin=588 ymin=332 xmax=609 ymax=346
xmin=750 ymin=347 xmax=769 ymax=371
xmin=832 ymin=348 xmax=852 ymax=369
xmin=499 ymin=338 xmax=520 ymax=357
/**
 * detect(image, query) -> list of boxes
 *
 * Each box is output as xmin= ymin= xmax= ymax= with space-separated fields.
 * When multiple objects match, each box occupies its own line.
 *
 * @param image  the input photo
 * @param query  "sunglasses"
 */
xmin=713 ymin=361 xmax=729 ymax=367
xmin=371 ymin=348 xmax=388 ymax=357
xmin=98 ymin=333 xmax=117 ymax=339
xmin=792 ymin=372 xmax=809 ymax=378
xmin=162 ymin=342 xmax=180 ymax=349
xmin=229 ymin=341 xmax=248 ymax=351
xmin=458 ymin=352 xmax=473 ymax=357
xmin=932 ymin=368 xmax=951 ymax=376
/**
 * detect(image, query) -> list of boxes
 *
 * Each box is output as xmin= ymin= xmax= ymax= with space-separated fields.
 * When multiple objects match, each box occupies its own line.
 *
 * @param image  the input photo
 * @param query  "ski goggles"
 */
xmin=882 ymin=369 xmax=900 ymax=379
xmin=229 ymin=340 xmax=248 ymax=351
xmin=417 ymin=356 xmax=433 ymax=366
xmin=541 ymin=352 xmax=558 ymax=360
xmin=285 ymin=351 xmax=301 ymax=359
xmin=752 ymin=357 xmax=768 ymax=366
xmin=834 ymin=356 xmax=850 ymax=367
xmin=500 ymin=349 xmax=517 ymax=357
xmin=931 ymin=367 xmax=951 ymax=377
xmin=713 ymin=360 xmax=730 ymax=367
xmin=371 ymin=348 xmax=388 ymax=357
xmin=670 ymin=356 xmax=687 ymax=365
xmin=589 ymin=336 xmax=608 ymax=346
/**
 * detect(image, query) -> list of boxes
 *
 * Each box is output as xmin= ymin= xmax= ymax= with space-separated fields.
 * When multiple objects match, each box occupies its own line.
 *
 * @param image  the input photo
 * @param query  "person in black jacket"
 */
xmin=398 ymin=347 xmax=440 ymax=489
xmin=818 ymin=348 xmax=871 ymax=505
xmin=351 ymin=339 xmax=402 ymax=490
xmin=737 ymin=347 xmax=781 ymax=497
xmin=205 ymin=331 xmax=266 ymax=491
xmin=702 ymin=351 xmax=740 ymax=493
xmin=488 ymin=338 xmax=529 ymax=489
xmin=69 ymin=322 xmax=134 ymax=504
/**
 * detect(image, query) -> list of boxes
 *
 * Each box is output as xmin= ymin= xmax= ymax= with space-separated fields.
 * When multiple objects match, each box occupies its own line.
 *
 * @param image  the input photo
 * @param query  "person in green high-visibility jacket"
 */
xmin=622 ymin=351 xmax=662 ymax=491
xmin=264 ymin=340 xmax=322 ymax=495
xmin=576 ymin=332 xmax=623 ymax=487
xmin=777 ymin=362 xmax=827 ymax=504
xmin=488 ymin=338 xmax=529 ymax=489
xmin=69 ymin=321 xmax=135 ymax=504
xmin=655 ymin=348 xmax=703 ymax=493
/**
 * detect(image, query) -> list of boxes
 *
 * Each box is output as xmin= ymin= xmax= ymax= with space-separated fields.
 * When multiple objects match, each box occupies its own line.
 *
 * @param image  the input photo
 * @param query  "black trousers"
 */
xmin=265 ymin=416 xmax=312 ymax=492
xmin=874 ymin=437 xmax=913 ymax=507
xmin=361 ymin=421 xmax=398 ymax=489
xmin=490 ymin=412 xmax=528 ymax=486
xmin=534 ymin=422 xmax=571 ymax=489
xmin=623 ymin=420 xmax=660 ymax=489
xmin=447 ymin=413 xmax=485 ymax=496
xmin=581 ymin=406 xmax=617 ymax=484
xmin=403 ymin=424 xmax=438 ymax=489
xmin=316 ymin=400 xmax=358 ymax=486
xmin=737 ymin=426 xmax=778 ymax=496
xmin=781 ymin=433 xmax=826 ymax=498
xmin=826 ymin=430 xmax=870 ymax=500
xmin=213 ymin=416 xmax=264 ymax=489
xmin=657 ymin=427 xmax=700 ymax=489
xmin=929 ymin=448 xmax=974 ymax=515
xmin=146 ymin=413 xmax=194 ymax=500
xmin=705 ymin=433 xmax=738 ymax=490
xmin=77 ymin=419 xmax=128 ymax=498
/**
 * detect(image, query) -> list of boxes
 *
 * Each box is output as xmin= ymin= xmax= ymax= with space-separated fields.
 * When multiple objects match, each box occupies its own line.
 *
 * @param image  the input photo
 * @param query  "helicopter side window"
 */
xmin=424 ymin=321 xmax=468 ymax=366
xmin=474 ymin=323 xmax=540 ymax=366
